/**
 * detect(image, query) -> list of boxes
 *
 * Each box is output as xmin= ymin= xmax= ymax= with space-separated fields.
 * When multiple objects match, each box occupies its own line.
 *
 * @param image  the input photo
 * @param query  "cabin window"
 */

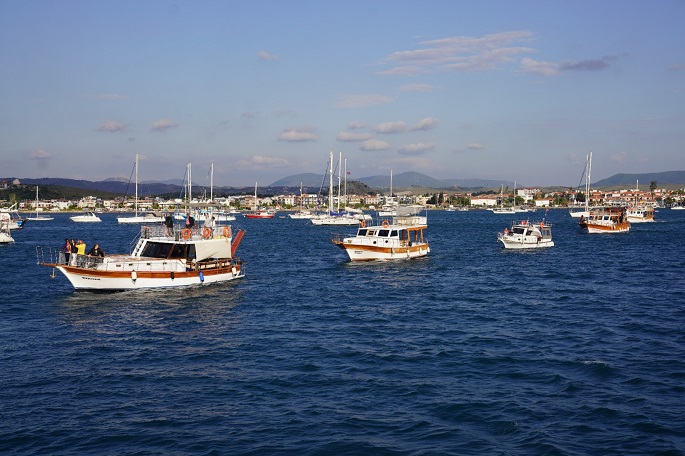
xmin=141 ymin=242 xmax=173 ymax=259
xmin=378 ymin=229 xmax=390 ymax=237
xmin=357 ymin=228 xmax=368 ymax=236
xmin=169 ymin=244 xmax=188 ymax=259
xmin=390 ymin=230 xmax=398 ymax=237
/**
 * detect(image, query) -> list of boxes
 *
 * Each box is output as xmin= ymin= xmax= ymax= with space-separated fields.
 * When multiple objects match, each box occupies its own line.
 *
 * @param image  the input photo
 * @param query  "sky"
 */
xmin=1 ymin=0 xmax=684 ymax=188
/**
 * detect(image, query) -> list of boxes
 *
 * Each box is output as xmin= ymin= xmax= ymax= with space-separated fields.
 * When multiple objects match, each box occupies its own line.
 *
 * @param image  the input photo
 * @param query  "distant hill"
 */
xmin=273 ymin=171 xmax=514 ymax=190
xmin=593 ymin=171 xmax=685 ymax=188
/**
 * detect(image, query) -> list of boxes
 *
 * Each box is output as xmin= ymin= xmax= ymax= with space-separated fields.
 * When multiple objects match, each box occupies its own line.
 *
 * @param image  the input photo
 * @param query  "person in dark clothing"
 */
xmin=185 ymin=213 xmax=195 ymax=228
xmin=164 ymin=213 xmax=174 ymax=236
xmin=88 ymin=243 xmax=105 ymax=257
xmin=62 ymin=238 xmax=71 ymax=263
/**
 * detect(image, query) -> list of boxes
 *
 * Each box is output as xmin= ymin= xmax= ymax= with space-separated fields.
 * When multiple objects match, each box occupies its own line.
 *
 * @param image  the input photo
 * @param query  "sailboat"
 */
xmin=570 ymin=151 xmax=592 ymax=218
xmin=311 ymin=152 xmax=359 ymax=226
xmin=289 ymin=182 xmax=313 ymax=219
xmin=244 ymin=182 xmax=275 ymax=219
xmin=27 ymin=186 xmax=54 ymax=221
xmin=118 ymin=154 xmax=164 ymax=224
xmin=378 ymin=170 xmax=398 ymax=216
xmin=491 ymin=184 xmax=515 ymax=214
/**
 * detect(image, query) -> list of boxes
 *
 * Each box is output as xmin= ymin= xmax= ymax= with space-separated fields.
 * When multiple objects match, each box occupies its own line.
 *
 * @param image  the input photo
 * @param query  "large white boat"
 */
xmin=497 ymin=220 xmax=554 ymax=249
xmin=26 ymin=186 xmax=54 ymax=221
xmin=38 ymin=224 xmax=245 ymax=291
xmin=310 ymin=152 xmax=363 ymax=226
xmin=0 ymin=218 xmax=14 ymax=244
xmin=332 ymin=205 xmax=429 ymax=261
xmin=579 ymin=207 xmax=630 ymax=233
xmin=70 ymin=211 xmax=102 ymax=223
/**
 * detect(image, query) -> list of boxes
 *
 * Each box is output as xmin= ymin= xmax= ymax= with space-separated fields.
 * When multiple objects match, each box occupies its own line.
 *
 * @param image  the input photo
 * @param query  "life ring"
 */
xmin=382 ymin=220 xmax=390 ymax=228
xmin=181 ymin=228 xmax=192 ymax=240
xmin=223 ymin=226 xmax=232 ymax=238
xmin=360 ymin=220 xmax=366 ymax=228
xmin=540 ymin=221 xmax=544 ymax=228
xmin=202 ymin=227 xmax=212 ymax=239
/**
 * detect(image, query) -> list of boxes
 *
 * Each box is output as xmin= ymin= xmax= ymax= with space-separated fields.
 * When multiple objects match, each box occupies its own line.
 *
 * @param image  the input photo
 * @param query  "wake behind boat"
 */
xmin=37 ymin=224 xmax=246 ymax=291
xmin=332 ymin=205 xmax=429 ymax=261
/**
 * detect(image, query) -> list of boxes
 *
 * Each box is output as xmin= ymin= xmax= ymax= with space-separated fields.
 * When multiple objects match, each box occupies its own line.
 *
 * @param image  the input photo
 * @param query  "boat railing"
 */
xmin=139 ymin=224 xmax=233 ymax=241
xmin=35 ymin=247 xmax=105 ymax=269
xmin=511 ymin=220 xmax=553 ymax=228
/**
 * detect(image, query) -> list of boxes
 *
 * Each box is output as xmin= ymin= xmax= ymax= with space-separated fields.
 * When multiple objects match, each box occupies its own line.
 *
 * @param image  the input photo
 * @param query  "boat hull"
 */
xmin=498 ymin=237 xmax=554 ymax=249
xmin=583 ymin=222 xmax=630 ymax=233
xmin=52 ymin=263 xmax=243 ymax=291
xmin=334 ymin=241 xmax=429 ymax=261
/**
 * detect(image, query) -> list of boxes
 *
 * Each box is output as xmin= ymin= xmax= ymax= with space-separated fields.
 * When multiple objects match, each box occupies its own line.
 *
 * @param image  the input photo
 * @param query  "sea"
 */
xmin=1 ymin=208 xmax=684 ymax=455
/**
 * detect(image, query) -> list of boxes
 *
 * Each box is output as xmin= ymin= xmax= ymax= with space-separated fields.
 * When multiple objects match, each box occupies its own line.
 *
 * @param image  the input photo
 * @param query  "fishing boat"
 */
xmin=244 ymin=182 xmax=275 ymax=219
xmin=37 ymin=223 xmax=246 ymax=291
xmin=0 ymin=218 xmax=14 ymax=244
xmin=118 ymin=154 xmax=165 ymax=224
xmin=579 ymin=207 xmax=630 ymax=233
xmin=332 ymin=205 xmax=429 ymax=261
xmin=491 ymin=184 xmax=515 ymax=214
xmin=570 ymin=151 xmax=593 ymax=218
xmin=497 ymin=220 xmax=554 ymax=249
xmin=26 ymin=186 xmax=54 ymax=221
xmin=626 ymin=206 xmax=655 ymax=223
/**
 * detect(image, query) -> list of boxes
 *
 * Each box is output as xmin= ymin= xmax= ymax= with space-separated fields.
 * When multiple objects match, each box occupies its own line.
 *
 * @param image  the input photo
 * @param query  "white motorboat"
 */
xmin=0 ymin=218 xmax=14 ymax=244
xmin=1 ymin=206 xmax=28 ymax=229
xmin=332 ymin=205 xmax=429 ymax=261
xmin=38 ymin=224 xmax=245 ymax=291
xmin=70 ymin=211 xmax=102 ymax=223
xmin=498 ymin=220 xmax=554 ymax=249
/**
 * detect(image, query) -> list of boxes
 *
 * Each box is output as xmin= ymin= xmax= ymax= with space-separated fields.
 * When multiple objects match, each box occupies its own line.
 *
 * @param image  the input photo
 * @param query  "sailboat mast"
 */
xmin=344 ymin=157 xmax=347 ymax=206
xmin=337 ymin=152 xmax=342 ymax=212
xmin=210 ymin=162 xmax=214 ymax=203
xmin=586 ymin=151 xmax=592 ymax=212
xmin=134 ymin=153 xmax=139 ymax=216
xmin=328 ymin=151 xmax=333 ymax=213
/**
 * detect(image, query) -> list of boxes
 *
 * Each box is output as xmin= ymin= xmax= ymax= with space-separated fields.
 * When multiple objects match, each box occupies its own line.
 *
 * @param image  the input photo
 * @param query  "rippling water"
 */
xmin=1 ymin=209 xmax=684 ymax=455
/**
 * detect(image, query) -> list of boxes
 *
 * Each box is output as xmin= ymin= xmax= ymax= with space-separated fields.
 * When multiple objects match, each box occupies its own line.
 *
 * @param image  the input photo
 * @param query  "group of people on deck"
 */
xmin=62 ymin=238 xmax=105 ymax=265
xmin=164 ymin=212 xmax=216 ymax=236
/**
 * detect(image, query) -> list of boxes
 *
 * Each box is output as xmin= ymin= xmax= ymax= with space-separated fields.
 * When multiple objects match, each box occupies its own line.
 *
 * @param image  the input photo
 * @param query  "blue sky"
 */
xmin=1 ymin=0 xmax=683 ymax=187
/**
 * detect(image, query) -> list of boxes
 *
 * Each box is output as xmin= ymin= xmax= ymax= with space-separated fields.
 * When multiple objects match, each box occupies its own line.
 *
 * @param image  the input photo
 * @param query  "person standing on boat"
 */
xmin=76 ymin=239 xmax=86 ymax=255
xmin=164 ymin=213 xmax=174 ymax=236
xmin=62 ymin=238 xmax=71 ymax=264
xmin=88 ymin=243 xmax=105 ymax=257
xmin=185 ymin=213 xmax=195 ymax=229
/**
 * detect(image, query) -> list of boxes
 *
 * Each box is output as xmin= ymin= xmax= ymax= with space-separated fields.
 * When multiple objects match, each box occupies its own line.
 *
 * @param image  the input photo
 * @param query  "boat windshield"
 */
xmin=141 ymin=241 xmax=196 ymax=260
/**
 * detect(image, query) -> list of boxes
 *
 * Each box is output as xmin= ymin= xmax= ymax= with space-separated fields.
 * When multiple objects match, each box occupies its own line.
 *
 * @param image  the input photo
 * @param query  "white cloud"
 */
xmin=412 ymin=117 xmax=439 ymax=131
xmin=611 ymin=152 xmax=627 ymax=162
xmin=29 ymin=149 xmax=52 ymax=160
xmin=467 ymin=143 xmax=485 ymax=150
xmin=151 ymin=118 xmax=178 ymax=132
xmin=400 ymin=83 xmax=433 ymax=92
xmin=379 ymin=31 xmax=536 ymax=75
xmin=347 ymin=121 xmax=366 ymax=129
xmin=96 ymin=120 xmax=126 ymax=132
xmin=336 ymin=131 xmax=373 ymax=141
xmin=360 ymin=139 xmax=390 ymax=151
xmin=398 ymin=143 xmax=434 ymax=155
xmin=235 ymin=155 xmax=289 ymax=169
xmin=374 ymin=121 xmax=408 ymax=134
xmin=278 ymin=127 xmax=319 ymax=142
xmin=520 ymin=57 xmax=559 ymax=76
xmin=334 ymin=94 xmax=394 ymax=108
xmin=258 ymin=50 xmax=279 ymax=61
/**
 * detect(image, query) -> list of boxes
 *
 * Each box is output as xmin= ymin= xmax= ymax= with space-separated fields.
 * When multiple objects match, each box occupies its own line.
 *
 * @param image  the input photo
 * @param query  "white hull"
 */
xmin=337 ymin=243 xmax=429 ymax=261
xmin=55 ymin=264 xmax=243 ymax=291
xmin=0 ymin=233 xmax=14 ymax=244
xmin=491 ymin=208 xmax=516 ymax=214
xmin=311 ymin=216 xmax=359 ymax=226
xmin=585 ymin=224 xmax=630 ymax=233
xmin=626 ymin=216 xmax=654 ymax=223
xmin=569 ymin=210 xmax=590 ymax=218
xmin=70 ymin=216 xmax=101 ymax=222
xmin=499 ymin=237 xmax=554 ymax=249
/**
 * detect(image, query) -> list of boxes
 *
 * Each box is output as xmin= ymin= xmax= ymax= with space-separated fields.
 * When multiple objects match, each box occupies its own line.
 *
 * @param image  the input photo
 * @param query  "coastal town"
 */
xmin=1 ymin=177 xmax=684 ymax=212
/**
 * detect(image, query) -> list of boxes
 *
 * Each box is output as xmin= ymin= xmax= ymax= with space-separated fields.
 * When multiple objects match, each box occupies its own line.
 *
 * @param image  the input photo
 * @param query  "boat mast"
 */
xmin=344 ymin=157 xmax=347 ymax=206
xmin=586 ymin=151 xmax=592 ymax=212
xmin=328 ymin=151 xmax=334 ymax=214
xmin=134 ymin=153 xmax=139 ymax=216
xmin=210 ymin=162 xmax=214 ymax=203
xmin=254 ymin=182 xmax=258 ymax=210
xmin=337 ymin=152 xmax=342 ymax=212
